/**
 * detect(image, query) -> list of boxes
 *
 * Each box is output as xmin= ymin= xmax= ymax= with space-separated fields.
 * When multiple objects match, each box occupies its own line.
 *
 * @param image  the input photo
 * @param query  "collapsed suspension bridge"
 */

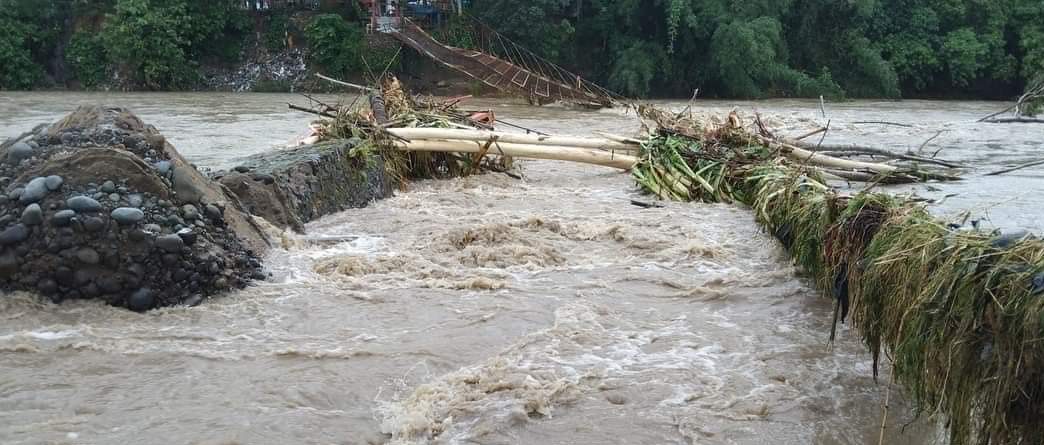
xmin=373 ymin=13 xmax=622 ymax=108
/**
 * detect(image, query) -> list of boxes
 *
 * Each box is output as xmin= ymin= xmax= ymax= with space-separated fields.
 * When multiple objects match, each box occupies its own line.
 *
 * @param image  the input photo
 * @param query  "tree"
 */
xmin=0 ymin=18 xmax=41 ymax=89
xmin=472 ymin=0 xmax=575 ymax=63
xmin=305 ymin=14 xmax=365 ymax=77
xmin=102 ymin=0 xmax=246 ymax=89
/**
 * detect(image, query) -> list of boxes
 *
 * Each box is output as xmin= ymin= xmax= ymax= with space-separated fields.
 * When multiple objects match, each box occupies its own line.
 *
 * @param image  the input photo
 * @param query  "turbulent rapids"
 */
xmin=292 ymin=77 xmax=1044 ymax=444
xmin=284 ymin=76 xmax=1044 ymax=444
xmin=1 ymin=88 xmax=1042 ymax=445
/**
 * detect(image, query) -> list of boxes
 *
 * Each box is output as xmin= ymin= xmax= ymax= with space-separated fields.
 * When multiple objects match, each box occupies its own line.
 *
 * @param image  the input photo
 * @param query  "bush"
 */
xmin=103 ymin=0 xmax=198 ymax=89
xmin=608 ymin=41 xmax=666 ymax=97
xmin=264 ymin=13 xmax=291 ymax=52
xmin=0 ymin=19 xmax=42 ymax=90
xmin=102 ymin=0 xmax=246 ymax=89
xmin=66 ymin=31 xmax=110 ymax=88
xmin=942 ymin=28 xmax=989 ymax=87
xmin=433 ymin=15 xmax=477 ymax=49
xmin=305 ymin=14 xmax=365 ymax=76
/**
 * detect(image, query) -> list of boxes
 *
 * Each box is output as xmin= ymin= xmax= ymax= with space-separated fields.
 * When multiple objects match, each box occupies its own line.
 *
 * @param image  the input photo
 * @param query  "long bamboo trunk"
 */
xmin=757 ymin=135 xmax=901 ymax=174
xmin=386 ymin=128 xmax=640 ymax=152
xmin=394 ymin=139 xmax=637 ymax=170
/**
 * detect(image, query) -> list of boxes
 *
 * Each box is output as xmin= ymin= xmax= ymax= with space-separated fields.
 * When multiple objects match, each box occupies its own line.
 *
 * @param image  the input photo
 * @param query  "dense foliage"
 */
xmin=305 ymin=14 xmax=366 ymax=77
xmin=101 ymin=0 xmax=250 ymax=89
xmin=65 ymin=31 xmax=109 ymax=89
xmin=305 ymin=13 xmax=400 ymax=80
xmin=0 ymin=0 xmax=251 ymax=90
xmin=0 ymin=15 xmax=42 ymax=89
xmin=0 ymin=0 xmax=70 ymax=90
xmin=475 ymin=0 xmax=1044 ymax=99
xmin=1 ymin=0 xmax=1041 ymax=98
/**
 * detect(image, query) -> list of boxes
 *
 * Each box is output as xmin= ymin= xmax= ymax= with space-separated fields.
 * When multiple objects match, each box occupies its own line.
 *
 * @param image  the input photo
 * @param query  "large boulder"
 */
xmin=0 ymin=106 xmax=269 ymax=310
xmin=216 ymin=139 xmax=393 ymax=233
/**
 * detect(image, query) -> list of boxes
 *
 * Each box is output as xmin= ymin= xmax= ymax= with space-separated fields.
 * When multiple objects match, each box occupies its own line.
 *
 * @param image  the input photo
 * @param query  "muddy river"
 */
xmin=1 ymin=93 xmax=1041 ymax=444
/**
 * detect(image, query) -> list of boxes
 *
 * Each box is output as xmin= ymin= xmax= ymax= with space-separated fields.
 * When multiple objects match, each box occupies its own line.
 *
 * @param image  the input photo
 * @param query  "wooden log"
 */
xmin=796 ymin=142 xmax=967 ymax=168
xmin=817 ymin=168 xmax=922 ymax=184
xmin=386 ymin=127 xmax=640 ymax=152
xmin=758 ymin=136 xmax=959 ymax=181
xmin=792 ymin=127 xmax=827 ymax=141
xmin=757 ymin=135 xmax=900 ymax=174
xmin=394 ymin=139 xmax=637 ymax=170
xmin=851 ymin=121 xmax=915 ymax=128
xmin=288 ymin=103 xmax=337 ymax=119
xmin=982 ymin=117 xmax=1044 ymax=124
xmin=978 ymin=104 xmax=1017 ymax=122
xmin=985 ymin=159 xmax=1044 ymax=176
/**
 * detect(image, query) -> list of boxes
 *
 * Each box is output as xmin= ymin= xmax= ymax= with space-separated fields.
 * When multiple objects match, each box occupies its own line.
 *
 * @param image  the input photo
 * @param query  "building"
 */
xmin=241 ymin=0 xmax=358 ymax=11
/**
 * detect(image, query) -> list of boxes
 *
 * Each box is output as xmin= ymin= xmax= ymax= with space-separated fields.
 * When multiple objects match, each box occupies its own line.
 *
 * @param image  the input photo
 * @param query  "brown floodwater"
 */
xmin=1 ymin=92 xmax=1041 ymax=445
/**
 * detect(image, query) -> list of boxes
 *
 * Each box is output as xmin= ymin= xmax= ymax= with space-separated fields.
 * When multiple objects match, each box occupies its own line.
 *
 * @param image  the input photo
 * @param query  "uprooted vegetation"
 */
xmin=294 ymin=76 xmax=512 ymax=187
xmin=634 ymin=108 xmax=1044 ymax=445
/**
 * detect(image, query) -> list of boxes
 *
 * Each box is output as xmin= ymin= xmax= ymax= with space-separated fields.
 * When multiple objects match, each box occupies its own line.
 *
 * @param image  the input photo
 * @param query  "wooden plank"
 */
xmin=493 ymin=61 xmax=513 ymax=75
xmin=511 ymin=69 xmax=530 ymax=88
xmin=483 ymin=73 xmax=503 ymax=88
xmin=536 ymin=79 xmax=550 ymax=97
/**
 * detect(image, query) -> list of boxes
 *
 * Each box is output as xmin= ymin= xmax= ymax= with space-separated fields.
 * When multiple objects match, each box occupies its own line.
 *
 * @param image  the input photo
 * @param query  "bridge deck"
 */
xmin=384 ymin=19 xmax=615 ymax=107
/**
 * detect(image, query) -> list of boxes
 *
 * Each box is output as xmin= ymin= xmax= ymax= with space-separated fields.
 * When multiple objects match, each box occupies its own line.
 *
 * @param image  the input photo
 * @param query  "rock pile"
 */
xmin=0 ymin=106 xmax=269 ymax=310
xmin=203 ymin=49 xmax=309 ymax=92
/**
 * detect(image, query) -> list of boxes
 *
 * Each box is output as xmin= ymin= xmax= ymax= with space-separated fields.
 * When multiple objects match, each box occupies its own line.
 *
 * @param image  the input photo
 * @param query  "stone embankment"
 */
xmin=215 ymin=139 xmax=393 ymax=233
xmin=1 ymin=106 xmax=392 ymax=310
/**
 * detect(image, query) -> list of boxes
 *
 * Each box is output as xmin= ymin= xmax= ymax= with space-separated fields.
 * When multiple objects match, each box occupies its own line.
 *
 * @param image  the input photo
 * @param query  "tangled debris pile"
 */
xmin=635 ymin=107 xmax=1043 ymax=445
xmin=292 ymin=75 xmax=638 ymax=177
xmin=292 ymin=76 xmax=511 ymax=186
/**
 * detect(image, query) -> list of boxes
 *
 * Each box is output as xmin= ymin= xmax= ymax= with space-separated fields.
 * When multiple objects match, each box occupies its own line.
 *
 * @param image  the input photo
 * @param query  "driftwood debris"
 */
xmin=634 ymin=105 xmax=959 ymax=184
xmin=851 ymin=121 xmax=915 ymax=128
xmin=980 ymin=79 xmax=1044 ymax=123
xmin=982 ymin=117 xmax=1044 ymax=124
xmin=288 ymin=103 xmax=337 ymax=119
xmin=292 ymin=75 xmax=967 ymax=184
xmin=985 ymin=158 xmax=1044 ymax=176
xmin=796 ymin=142 xmax=967 ymax=169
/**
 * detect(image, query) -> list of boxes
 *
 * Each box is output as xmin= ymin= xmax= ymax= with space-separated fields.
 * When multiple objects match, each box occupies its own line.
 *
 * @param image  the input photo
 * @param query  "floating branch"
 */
xmin=985 ymin=158 xmax=1044 ymax=176
xmin=980 ymin=79 xmax=1044 ymax=123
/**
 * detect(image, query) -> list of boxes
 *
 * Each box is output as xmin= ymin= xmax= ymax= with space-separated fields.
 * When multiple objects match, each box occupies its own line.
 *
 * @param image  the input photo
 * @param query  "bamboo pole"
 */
xmin=757 ymin=135 xmax=902 ymax=174
xmin=394 ymin=139 xmax=637 ymax=170
xmin=795 ymin=141 xmax=967 ymax=169
xmin=592 ymin=131 xmax=646 ymax=145
xmin=316 ymin=73 xmax=375 ymax=93
xmin=386 ymin=127 xmax=640 ymax=152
